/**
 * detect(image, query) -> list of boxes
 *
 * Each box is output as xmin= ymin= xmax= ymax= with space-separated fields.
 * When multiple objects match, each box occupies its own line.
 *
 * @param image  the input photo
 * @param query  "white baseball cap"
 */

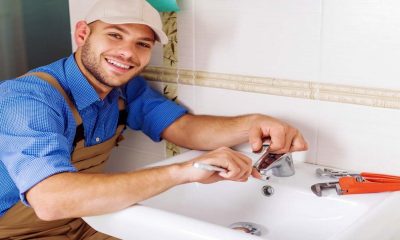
xmin=85 ymin=0 xmax=168 ymax=44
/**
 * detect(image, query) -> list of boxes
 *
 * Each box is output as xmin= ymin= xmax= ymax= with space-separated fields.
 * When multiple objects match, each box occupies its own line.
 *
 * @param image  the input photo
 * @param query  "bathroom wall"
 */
xmin=69 ymin=0 xmax=400 ymax=174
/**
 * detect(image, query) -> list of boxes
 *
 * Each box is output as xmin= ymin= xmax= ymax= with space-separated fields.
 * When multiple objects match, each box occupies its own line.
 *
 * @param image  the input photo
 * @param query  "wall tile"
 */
xmin=177 ymin=84 xmax=196 ymax=113
xmin=105 ymin=129 xmax=167 ymax=172
xmin=105 ymin=145 xmax=166 ymax=172
xmin=176 ymin=0 xmax=195 ymax=70
xmin=148 ymin=44 xmax=164 ymax=67
xmin=117 ymin=128 xmax=166 ymax=155
xmin=193 ymin=0 xmax=322 ymax=82
xmin=315 ymin=100 xmax=400 ymax=174
xmin=321 ymin=0 xmax=400 ymax=90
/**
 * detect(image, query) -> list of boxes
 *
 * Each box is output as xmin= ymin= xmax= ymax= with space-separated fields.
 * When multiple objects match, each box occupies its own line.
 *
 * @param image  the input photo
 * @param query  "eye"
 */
xmin=108 ymin=33 xmax=122 ymax=40
xmin=137 ymin=42 xmax=152 ymax=49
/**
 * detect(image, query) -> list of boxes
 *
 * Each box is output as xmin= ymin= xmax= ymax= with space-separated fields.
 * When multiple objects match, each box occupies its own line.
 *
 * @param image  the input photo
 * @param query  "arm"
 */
xmin=27 ymin=147 xmax=253 ymax=221
xmin=162 ymin=114 xmax=251 ymax=150
xmin=26 ymin=165 xmax=183 ymax=220
xmin=162 ymin=113 xmax=308 ymax=153
xmin=2 ymin=79 xmax=253 ymax=221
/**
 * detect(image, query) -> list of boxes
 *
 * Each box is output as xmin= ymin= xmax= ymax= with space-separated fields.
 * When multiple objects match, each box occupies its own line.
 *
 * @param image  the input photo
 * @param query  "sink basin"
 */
xmin=84 ymin=150 xmax=400 ymax=240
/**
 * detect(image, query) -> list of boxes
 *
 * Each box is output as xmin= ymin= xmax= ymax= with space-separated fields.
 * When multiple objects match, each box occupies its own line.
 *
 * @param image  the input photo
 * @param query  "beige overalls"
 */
xmin=0 ymin=72 xmax=125 ymax=239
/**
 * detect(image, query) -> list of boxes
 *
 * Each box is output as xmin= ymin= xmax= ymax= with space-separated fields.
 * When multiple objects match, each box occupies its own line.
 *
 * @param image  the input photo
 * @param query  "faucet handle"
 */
xmin=253 ymin=144 xmax=282 ymax=171
xmin=253 ymin=145 xmax=295 ymax=178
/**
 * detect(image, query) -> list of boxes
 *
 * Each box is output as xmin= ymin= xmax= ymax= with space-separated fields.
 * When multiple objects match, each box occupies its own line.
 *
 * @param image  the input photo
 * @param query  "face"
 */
xmin=79 ymin=21 xmax=155 ymax=88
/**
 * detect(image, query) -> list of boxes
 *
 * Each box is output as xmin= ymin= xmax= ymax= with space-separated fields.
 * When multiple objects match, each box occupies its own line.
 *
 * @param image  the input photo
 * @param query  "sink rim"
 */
xmin=84 ymin=150 xmax=397 ymax=240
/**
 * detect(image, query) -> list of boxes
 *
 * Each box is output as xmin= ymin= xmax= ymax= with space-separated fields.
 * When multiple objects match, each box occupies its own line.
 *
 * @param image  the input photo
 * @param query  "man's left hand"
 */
xmin=248 ymin=114 xmax=308 ymax=154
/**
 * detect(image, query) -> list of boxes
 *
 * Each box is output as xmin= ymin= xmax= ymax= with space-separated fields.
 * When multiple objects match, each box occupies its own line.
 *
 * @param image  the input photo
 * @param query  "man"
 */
xmin=0 ymin=0 xmax=308 ymax=239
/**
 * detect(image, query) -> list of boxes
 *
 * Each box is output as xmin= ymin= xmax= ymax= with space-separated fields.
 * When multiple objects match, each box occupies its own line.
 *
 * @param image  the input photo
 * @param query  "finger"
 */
xmin=228 ymin=150 xmax=254 ymax=179
xmin=223 ymin=150 xmax=251 ymax=180
xmin=234 ymin=159 xmax=252 ymax=180
xmin=218 ymin=156 xmax=241 ymax=179
xmin=248 ymin=126 xmax=265 ymax=152
xmin=268 ymin=126 xmax=286 ymax=153
xmin=282 ymin=128 xmax=297 ymax=153
xmin=229 ymin=149 xmax=253 ymax=167
xmin=236 ymin=177 xmax=250 ymax=182
xmin=289 ymin=133 xmax=308 ymax=152
xmin=251 ymin=168 xmax=262 ymax=179
xmin=207 ymin=148 xmax=253 ymax=180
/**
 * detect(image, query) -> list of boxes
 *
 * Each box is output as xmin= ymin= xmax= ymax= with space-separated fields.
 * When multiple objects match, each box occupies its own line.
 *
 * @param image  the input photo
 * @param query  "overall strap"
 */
xmin=21 ymin=72 xmax=82 ymax=126
xmin=20 ymin=72 xmax=126 ymax=148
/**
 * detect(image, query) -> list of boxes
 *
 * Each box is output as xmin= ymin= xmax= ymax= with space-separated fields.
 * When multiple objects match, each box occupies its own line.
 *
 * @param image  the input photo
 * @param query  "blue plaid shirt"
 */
xmin=0 ymin=54 xmax=187 ymax=216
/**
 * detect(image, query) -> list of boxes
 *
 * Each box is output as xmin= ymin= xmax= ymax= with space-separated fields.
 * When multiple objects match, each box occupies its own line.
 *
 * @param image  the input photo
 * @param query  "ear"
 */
xmin=74 ymin=21 xmax=91 ymax=47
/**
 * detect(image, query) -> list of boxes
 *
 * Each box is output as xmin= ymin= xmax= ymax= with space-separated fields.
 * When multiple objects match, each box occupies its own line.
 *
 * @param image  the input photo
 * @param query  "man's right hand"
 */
xmin=178 ymin=147 xmax=259 ymax=184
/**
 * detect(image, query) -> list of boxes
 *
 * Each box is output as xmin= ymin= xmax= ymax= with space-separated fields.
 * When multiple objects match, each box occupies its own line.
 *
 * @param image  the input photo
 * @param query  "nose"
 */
xmin=117 ymin=43 xmax=140 ymax=66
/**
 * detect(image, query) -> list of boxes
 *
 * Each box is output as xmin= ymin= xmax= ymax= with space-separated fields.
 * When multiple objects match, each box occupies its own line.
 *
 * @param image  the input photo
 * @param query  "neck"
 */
xmin=74 ymin=49 xmax=112 ymax=99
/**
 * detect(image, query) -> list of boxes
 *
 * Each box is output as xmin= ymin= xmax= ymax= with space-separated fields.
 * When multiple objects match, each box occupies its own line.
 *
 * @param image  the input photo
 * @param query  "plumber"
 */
xmin=0 ymin=0 xmax=308 ymax=239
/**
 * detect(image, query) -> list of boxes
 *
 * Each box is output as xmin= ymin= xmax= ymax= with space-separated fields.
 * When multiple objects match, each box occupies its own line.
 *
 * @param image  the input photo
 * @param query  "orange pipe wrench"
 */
xmin=311 ymin=168 xmax=400 ymax=196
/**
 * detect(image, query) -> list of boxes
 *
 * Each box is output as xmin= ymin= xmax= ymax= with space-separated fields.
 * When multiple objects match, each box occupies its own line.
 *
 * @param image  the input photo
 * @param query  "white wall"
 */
xmin=69 ymin=0 xmax=400 ymax=174
xmin=171 ymin=0 xmax=400 ymax=90
xmin=166 ymin=0 xmax=400 ymax=174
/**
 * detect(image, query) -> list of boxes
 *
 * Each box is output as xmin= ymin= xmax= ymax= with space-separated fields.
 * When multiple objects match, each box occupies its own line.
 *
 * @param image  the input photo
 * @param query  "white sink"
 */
xmin=84 ymin=150 xmax=400 ymax=240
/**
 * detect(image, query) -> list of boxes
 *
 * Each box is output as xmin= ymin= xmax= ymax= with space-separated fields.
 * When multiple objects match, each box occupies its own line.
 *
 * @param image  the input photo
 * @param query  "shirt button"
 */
xmin=95 ymin=137 xmax=100 ymax=142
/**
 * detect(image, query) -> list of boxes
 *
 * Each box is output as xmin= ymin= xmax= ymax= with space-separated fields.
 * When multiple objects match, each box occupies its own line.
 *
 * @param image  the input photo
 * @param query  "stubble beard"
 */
xmin=81 ymin=40 xmax=117 ymax=88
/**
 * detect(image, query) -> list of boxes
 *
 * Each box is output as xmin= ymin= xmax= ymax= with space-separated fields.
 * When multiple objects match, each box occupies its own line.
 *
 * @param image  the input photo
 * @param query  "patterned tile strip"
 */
xmin=143 ymin=66 xmax=400 ymax=109
xmin=161 ymin=12 xmax=181 ymax=157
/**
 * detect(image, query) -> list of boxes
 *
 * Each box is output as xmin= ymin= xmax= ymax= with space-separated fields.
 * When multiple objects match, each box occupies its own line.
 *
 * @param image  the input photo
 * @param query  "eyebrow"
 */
xmin=105 ymin=25 xmax=129 ymax=34
xmin=104 ymin=25 xmax=155 ymax=42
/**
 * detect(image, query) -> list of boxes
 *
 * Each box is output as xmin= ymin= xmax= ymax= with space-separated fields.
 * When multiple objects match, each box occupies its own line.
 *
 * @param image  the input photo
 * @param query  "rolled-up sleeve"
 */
xmin=0 ymin=91 xmax=76 ymax=206
xmin=124 ymin=76 xmax=187 ymax=142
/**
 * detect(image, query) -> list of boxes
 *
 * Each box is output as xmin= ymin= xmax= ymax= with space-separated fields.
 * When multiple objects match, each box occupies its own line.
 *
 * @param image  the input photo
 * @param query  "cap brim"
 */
xmin=93 ymin=18 xmax=168 ymax=44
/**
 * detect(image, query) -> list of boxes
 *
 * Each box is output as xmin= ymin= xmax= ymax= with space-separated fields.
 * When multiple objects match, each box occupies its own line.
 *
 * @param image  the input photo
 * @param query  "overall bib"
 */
xmin=0 ymin=72 xmax=125 ymax=239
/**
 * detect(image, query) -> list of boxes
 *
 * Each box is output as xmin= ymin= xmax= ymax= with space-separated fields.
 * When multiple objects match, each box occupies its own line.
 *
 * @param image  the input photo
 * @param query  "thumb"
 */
xmin=249 ymin=127 xmax=264 ymax=152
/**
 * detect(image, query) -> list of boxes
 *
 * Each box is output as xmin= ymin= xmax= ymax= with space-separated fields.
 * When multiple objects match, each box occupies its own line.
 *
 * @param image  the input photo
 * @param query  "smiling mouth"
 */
xmin=105 ymin=58 xmax=134 ymax=71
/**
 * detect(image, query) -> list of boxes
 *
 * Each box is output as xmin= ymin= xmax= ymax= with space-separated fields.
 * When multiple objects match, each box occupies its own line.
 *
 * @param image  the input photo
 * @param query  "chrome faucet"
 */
xmin=253 ymin=144 xmax=295 ymax=179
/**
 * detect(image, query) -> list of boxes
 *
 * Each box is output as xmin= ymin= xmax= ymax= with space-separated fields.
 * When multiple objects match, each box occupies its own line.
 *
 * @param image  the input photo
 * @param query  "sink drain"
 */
xmin=229 ymin=222 xmax=263 ymax=236
xmin=262 ymin=185 xmax=274 ymax=196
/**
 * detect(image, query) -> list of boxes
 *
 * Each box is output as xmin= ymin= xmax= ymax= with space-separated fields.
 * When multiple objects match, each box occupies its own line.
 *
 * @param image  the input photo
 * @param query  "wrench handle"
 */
xmin=361 ymin=172 xmax=400 ymax=181
xmin=339 ymin=177 xmax=400 ymax=195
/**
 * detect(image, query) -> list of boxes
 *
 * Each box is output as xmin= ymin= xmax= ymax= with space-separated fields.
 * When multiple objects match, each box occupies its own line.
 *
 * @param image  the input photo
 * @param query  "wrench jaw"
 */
xmin=312 ymin=168 xmax=350 ymax=196
xmin=315 ymin=168 xmax=358 ymax=178
xmin=311 ymin=182 xmax=344 ymax=197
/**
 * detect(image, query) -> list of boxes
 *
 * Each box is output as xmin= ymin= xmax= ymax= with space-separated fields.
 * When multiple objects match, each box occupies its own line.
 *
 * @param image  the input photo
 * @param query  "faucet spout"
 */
xmin=253 ymin=145 xmax=295 ymax=178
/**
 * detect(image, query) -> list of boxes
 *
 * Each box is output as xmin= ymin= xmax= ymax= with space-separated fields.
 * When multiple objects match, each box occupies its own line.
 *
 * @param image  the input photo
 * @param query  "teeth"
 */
xmin=106 ymin=58 xmax=130 ymax=69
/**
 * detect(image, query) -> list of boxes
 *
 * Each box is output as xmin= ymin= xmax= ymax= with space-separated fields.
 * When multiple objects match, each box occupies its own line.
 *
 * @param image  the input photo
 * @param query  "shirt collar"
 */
xmin=64 ymin=54 xmax=121 ymax=110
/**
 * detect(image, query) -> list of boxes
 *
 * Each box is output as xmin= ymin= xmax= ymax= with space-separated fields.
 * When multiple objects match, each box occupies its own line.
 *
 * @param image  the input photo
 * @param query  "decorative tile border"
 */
xmin=161 ymin=12 xmax=180 ymax=157
xmin=142 ymin=66 xmax=400 ymax=109
xmin=161 ymin=12 xmax=178 ymax=68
